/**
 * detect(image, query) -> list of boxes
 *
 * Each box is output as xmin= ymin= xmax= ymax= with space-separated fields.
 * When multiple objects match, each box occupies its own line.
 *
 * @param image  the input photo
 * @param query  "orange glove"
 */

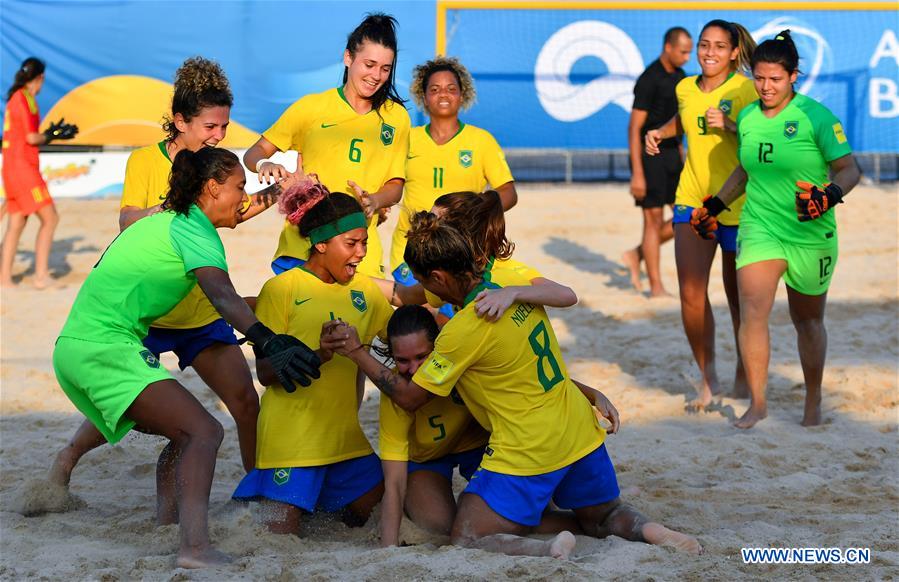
xmin=795 ymin=181 xmax=843 ymax=222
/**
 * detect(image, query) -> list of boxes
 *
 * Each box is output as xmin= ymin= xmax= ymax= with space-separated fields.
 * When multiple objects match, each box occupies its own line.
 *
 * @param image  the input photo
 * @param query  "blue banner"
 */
xmin=445 ymin=7 xmax=899 ymax=152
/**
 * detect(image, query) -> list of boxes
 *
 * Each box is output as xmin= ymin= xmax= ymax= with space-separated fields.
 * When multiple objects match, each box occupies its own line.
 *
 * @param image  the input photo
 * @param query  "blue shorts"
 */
xmin=142 ymin=318 xmax=238 ymax=370
xmin=392 ymin=262 xmax=457 ymax=320
xmin=463 ymin=444 xmax=620 ymax=527
xmin=673 ymin=204 xmax=739 ymax=252
xmin=408 ymin=446 xmax=485 ymax=482
xmin=271 ymin=255 xmax=306 ymax=275
xmin=232 ymin=453 xmax=383 ymax=513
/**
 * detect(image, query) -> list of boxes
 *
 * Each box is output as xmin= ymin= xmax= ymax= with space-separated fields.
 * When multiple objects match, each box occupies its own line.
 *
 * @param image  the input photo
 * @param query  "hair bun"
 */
xmin=775 ymin=29 xmax=792 ymax=41
xmin=278 ymin=177 xmax=330 ymax=225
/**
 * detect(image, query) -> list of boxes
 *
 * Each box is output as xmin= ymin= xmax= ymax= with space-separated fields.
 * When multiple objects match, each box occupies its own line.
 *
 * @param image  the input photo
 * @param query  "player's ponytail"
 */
xmin=700 ymin=20 xmax=756 ymax=76
xmin=405 ymin=211 xmax=481 ymax=282
xmin=343 ymin=13 xmax=406 ymax=112
xmin=7 ymin=57 xmax=45 ymax=100
xmin=162 ymin=57 xmax=233 ymax=142
xmin=164 ymin=147 xmax=240 ymax=215
xmin=279 ymin=177 xmax=330 ymax=226
xmin=433 ymin=190 xmax=514 ymax=268
xmin=751 ymin=30 xmax=800 ymax=75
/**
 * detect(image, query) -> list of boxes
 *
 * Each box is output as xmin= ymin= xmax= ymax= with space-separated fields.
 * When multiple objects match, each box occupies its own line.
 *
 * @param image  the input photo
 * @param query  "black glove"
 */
xmin=795 ymin=181 xmax=843 ymax=222
xmin=246 ymin=322 xmax=321 ymax=393
xmin=690 ymin=196 xmax=728 ymax=240
xmin=43 ymin=118 xmax=79 ymax=143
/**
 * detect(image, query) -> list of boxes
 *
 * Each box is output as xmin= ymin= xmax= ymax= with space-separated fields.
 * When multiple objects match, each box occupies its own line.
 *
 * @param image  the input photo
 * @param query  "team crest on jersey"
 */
xmin=718 ymin=99 xmax=733 ymax=115
xmin=459 ymin=150 xmax=473 ymax=168
xmin=350 ymin=290 xmax=367 ymax=313
xmin=380 ymin=122 xmax=395 ymax=146
xmin=139 ymin=349 xmax=160 ymax=369
xmin=784 ymin=121 xmax=799 ymax=139
xmin=273 ymin=468 xmax=291 ymax=486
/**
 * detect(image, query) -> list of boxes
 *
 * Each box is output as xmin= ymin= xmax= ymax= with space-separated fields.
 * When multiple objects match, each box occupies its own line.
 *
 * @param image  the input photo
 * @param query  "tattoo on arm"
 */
xmin=373 ymin=369 xmax=399 ymax=398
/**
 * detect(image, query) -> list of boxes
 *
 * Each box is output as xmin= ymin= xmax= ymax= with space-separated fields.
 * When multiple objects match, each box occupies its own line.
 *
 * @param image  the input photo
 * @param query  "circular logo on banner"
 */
xmin=752 ymin=18 xmax=831 ymax=99
xmin=535 ymin=20 xmax=644 ymax=122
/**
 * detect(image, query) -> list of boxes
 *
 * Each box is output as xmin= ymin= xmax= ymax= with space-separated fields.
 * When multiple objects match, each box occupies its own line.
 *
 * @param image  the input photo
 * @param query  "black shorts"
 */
xmin=637 ymin=147 xmax=682 ymax=209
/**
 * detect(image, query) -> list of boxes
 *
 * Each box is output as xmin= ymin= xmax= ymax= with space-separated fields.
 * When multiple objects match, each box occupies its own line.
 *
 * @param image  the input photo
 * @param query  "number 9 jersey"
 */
xmin=674 ymin=73 xmax=758 ymax=226
xmin=412 ymin=269 xmax=605 ymax=477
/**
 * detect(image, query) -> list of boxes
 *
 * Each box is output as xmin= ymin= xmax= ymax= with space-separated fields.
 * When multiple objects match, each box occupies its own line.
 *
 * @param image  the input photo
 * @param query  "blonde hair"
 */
xmin=410 ymin=56 xmax=476 ymax=113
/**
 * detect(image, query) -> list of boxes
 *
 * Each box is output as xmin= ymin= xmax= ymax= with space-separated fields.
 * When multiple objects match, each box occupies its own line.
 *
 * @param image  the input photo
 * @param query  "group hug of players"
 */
xmin=12 ymin=12 xmax=856 ymax=569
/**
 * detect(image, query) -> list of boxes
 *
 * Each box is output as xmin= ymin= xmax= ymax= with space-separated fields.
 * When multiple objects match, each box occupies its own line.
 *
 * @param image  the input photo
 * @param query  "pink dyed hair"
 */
xmin=278 ymin=176 xmax=330 ymax=225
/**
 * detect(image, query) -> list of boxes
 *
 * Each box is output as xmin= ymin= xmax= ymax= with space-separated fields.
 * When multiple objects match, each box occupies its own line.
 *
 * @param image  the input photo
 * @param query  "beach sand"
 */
xmin=1 ymin=183 xmax=896 ymax=580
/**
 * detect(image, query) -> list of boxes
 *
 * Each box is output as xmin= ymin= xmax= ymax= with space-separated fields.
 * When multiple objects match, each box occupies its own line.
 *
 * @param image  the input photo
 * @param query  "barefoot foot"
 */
xmin=648 ymin=288 xmax=673 ymax=299
xmin=48 ymin=447 xmax=79 ymax=487
xmin=0 ymin=278 xmax=15 ymax=288
xmin=621 ymin=249 xmax=643 ymax=293
xmin=176 ymin=547 xmax=233 ymax=569
xmin=32 ymin=275 xmax=51 ymax=290
xmin=548 ymin=531 xmax=576 ymax=559
xmin=801 ymin=405 xmax=822 ymax=427
xmin=642 ymin=522 xmax=702 ymax=555
xmin=734 ymin=405 xmax=767 ymax=429
xmin=686 ymin=385 xmax=720 ymax=413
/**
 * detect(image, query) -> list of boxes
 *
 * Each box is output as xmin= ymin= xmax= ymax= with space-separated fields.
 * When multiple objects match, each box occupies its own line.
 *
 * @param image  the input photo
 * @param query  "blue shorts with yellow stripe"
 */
xmin=673 ymin=204 xmax=738 ymax=252
xmin=463 ymin=444 xmax=620 ymax=526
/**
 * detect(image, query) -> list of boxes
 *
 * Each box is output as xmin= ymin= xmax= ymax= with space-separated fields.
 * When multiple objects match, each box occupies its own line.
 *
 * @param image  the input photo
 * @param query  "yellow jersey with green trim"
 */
xmin=120 ymin=142 xmax=220 ymax=329
xmin=390 ymin=124 xmax=513 ymax=270
xmin=412 ymin=272 xmax=605 ymax=476
xmin=254 ymin=267 xmax=393 ymax=468
xmin=675 ymin=73 xmax=757 ymax=226
xmin=265 ymin=88 xmax=411 ymax=276
xmin=379 ymin=384 xmax=488 ymax=463
xmin=424 ymin=256 xmax=542 ymax=309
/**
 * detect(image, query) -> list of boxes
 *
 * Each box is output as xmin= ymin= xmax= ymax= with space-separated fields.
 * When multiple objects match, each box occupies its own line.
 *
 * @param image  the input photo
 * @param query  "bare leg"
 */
xmin=0 ymin=212 xmax=28 ymax=286
xmin=48 ymin=418 xmax=107 ymax=486
xmin=786 ymin=286 xmax=828 ymax=427
xmin=124 ymin=379 xmax=230 ymax=568
xmin=574 ymin=497 xmax=701 ymax=554
xmin=734 ymin=260 xmax=785 ymax=429
xmin=342 ymin=481 xmax=385 ymax=527
xmin=260 ymin=500 xmax=303 ymax=535
xmin=621 ymin=246 xmax=643 ymax=293
xmin=674 ymin=224 xmax=721 ymax=410
xmin=32 ymin=204 xmax=59 ymax=288
xmin=191 ymin=342 xmax=259 ymax=472
xmin=451 ymin=493 xmax=576 ymax=559
xmin=722 ymin=251 xmax=749 ymax=398
xmin=156 ymin=441 xmax=180 ymax=525
xmin=533 ymin=506 xmax=584 ymax=535
xmin=404 ymin=470 xmax=457 ymax=535
xmin=642 ymin=207 xmax=672 ymax=297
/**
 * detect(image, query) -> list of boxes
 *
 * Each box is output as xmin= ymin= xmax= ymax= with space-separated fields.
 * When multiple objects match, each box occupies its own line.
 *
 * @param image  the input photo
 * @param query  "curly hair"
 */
xmin=409 ymin=56 xmax=476 ymax=114
xmin=162 ymin=56 xmax=233 ymax=141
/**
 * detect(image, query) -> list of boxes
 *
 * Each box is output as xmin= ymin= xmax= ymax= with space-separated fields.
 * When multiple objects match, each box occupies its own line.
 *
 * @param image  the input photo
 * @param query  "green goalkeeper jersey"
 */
xmin=737 ymin=93 xmax=852 ymax=249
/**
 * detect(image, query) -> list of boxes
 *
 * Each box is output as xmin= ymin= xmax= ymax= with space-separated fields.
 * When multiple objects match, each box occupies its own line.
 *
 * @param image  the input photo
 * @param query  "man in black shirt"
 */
xmin=622 ymin=27 xmax=692 ymax=297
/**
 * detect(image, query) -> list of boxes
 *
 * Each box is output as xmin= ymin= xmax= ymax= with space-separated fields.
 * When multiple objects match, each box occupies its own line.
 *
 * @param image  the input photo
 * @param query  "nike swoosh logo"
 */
xmin=321 ymin=123 xmax=337 ymax=128
xmin=407 ymin=155 xmax=419 ymax=160
xmin=294 ymin=298 xmax=312 ymax=306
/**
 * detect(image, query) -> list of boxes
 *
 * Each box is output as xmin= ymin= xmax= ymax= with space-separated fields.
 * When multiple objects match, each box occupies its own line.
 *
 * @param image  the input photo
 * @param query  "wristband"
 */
xmin=702 ymin=196 xmax=728 ymax=217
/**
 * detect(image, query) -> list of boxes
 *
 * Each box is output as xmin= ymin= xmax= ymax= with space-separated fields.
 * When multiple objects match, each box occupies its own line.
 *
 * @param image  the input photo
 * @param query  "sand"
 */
xmin=1 ymin=183 xmax=896 ymax=580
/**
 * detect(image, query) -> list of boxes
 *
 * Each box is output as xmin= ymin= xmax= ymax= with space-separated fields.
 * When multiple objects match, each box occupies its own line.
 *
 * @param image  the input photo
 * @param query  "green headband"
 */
xmin=308 ymin=212 xmax=367 ymax=245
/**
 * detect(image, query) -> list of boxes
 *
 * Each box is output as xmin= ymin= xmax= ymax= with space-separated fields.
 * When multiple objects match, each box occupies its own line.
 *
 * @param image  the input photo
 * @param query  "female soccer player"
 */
xmin=244 ymin=13 xmax=411 ymax=278
xmin=389 ymin=56 xmax=516 ymax=284
xmin=1 ymin=57 xmax=78 ymax=288
xmin=383 ymin=190 xmax=576 ymax=319
xmin=377 ymin=305 xmax=619 ymax=548
xmin=645 ymin=20 xmax=757 ymax=410
xmin=49 ymin=57 xmax=290 ymax=485
xmin=330 ymin=215 xmax=700 ymax=558
xmin=688 ymin=31 xmax=860 ymax=429
xmin=53 ymin=147 xmax=320 ymax=568
xmin=232 ymin=180 xmax=393 ymax=534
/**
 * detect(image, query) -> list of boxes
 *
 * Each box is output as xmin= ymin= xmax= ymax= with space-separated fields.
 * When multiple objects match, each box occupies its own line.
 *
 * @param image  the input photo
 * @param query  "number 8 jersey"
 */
xmin=737 ymin=93 xmax=852 ymax=248
xmin=674 ymin=73 xmax=758 ymax=226
xmin=412 ymin=269 xmax=606 ymax=477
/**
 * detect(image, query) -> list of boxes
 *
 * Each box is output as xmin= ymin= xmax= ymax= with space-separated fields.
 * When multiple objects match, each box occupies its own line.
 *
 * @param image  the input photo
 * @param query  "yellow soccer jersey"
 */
xmin=424 ymin=256 xmax=542 ymax=309
xmin=254 ymin=267 xmax=393 ymax=468
xmin=266 ymin=88 xmax=411 ymax=276
xmin=413 ymin=271 xmax=605 ymax=476
xmin=120 ymin=142 xmax=219 ymax=329
xmin=379 ymin=384 xmax=488 ymax=463
xmin=390 ymin=124 xmax=513 ymax=270
xmin=675 ymin=73 xmax=757 ymax=226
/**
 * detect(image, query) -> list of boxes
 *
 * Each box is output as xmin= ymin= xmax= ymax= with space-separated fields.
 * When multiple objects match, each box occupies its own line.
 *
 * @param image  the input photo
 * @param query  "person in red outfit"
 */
xmin=1 ymin=57 xmax=78 ymax=288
